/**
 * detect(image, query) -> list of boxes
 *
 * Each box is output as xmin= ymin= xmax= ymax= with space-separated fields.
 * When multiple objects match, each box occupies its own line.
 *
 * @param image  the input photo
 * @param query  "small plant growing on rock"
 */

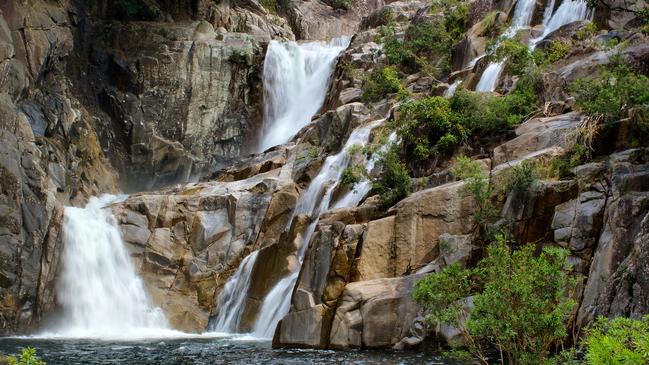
xmin=503 ymin=160 xmax=540 ymax=198
xmin=451 ymin=156 xmax=496 ymax=229
xmin=372 ymin=145 xmax=412 ymax=207
xmin=7 ymin=347 xmax=45 ymax=365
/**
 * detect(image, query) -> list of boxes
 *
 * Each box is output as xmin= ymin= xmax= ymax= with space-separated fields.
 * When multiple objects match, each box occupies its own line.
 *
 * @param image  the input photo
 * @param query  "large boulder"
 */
xmin=329 ymin=274 xmax=424 ymax=349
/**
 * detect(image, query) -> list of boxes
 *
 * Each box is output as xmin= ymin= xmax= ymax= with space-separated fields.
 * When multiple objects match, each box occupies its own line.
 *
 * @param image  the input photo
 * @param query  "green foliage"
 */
xmin=534 ymin=40 xmax=571 ymax=66
xmin=372 ymin=145 xmax=412 ymax=207
xmin=504 ymin=68 xmax=543 ymax=123
xmin=379 ymin=0 xmax=467 ymax=75
xmin=503 ymin=160 xmax=539 ymax=197
xmin=260 ymin=0 xmax=279 ymax=14
xmin=570 ymin=60 xmax=649 ymax=123
xmin=451 ymin=156 xmax=496 ymax=227
xmin=479 ymin=11 xmax=508 ymax=38
xmin=413 ymin=237 xmax=576 ymax=365
xmin=7 ymin=347 xmax=45 ymax=365
xmin=582 ymin=316 xmax=649 ymax=365
xmin=574 ymin=21 xmax=598 ymax=41
xmin=228 ymin=50 xmax=250 ymax=65
xmin=331 ymin=0 xmax=354 ymax=10
xmin=488 ymin=37 xmax=533 ymax=75
xmin=362 ymin=66 xmax=405 ymax=102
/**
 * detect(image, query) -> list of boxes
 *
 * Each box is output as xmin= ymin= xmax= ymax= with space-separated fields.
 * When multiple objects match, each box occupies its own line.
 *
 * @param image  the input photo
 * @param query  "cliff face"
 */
xmin=1 ymin=0 xmax=648 ymax=351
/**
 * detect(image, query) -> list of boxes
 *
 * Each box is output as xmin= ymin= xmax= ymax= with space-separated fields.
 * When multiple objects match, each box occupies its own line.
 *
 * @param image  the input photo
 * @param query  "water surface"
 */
xmin=0 ymin=337 xmax=457 ymax=365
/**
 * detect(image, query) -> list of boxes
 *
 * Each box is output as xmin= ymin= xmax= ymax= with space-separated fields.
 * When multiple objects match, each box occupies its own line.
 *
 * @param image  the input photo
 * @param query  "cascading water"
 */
xmin=252 ymin=120 xmax=383 ymax=338
xmin=474 ymin=0 xmax=537 ymax=92
xmin=46 ymin=195 xmax=170 ymax=339
xmin=444 ymin=80 xmax=463 ymax=98
xmin=258 ymin=37 xmax=350 ymax=152
xmin=531 ymin=0 xmax=592 ymax=46
xmin=209 ymin=251 xmax=260 ymax=333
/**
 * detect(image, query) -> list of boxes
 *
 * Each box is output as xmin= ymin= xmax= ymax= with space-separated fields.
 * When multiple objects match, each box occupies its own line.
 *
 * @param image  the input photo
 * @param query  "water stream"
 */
xmin=258 ymin=37 xmax=350 ymax=151
xmin=252 ymin=120 xmax=384 ymax=338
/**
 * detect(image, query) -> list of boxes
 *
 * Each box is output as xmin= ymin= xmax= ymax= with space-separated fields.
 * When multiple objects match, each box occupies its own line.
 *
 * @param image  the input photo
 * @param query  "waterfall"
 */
xmin=49 ymin=195 xmax=170 ymax=339
xmin=532 ymin=0 xmax=591 ymax=46
xmin=251 ymin=120 xmax=383 ymax=338
xmin=209 ymin=251 xmax=260 ymax=333
xmin=541 ymin=0 xmax=557 ymax=26
xmin=444 ymin=80 xmax=463 ymax=98
xmin=332 ymin=130 xmax=398 ymax=209
xmin=474 ymin=0 xmax=537 ymax=92
xmin=475 ymin=61 xmax=505 ymax=92
xmin=258 ymin=37 xmax=350 ymax=152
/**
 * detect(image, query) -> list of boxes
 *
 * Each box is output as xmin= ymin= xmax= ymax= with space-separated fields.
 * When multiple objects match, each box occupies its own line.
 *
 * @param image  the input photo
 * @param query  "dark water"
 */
xmin=0 ymin=337 xmax=458 ymax=365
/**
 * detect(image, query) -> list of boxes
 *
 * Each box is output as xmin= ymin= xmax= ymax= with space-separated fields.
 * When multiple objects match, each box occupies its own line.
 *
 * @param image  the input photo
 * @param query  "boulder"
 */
xmin=329 ymin=274 xmax=424 ymax=349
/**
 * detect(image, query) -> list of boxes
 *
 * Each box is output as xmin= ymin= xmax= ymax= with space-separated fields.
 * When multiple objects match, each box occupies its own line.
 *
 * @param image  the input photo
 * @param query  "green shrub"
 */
xmin=488 ymin=37 xmax=533 ymax=75
xmin=413 ymin=237 xmax=576 ymax=365
xmin=503 ymin=160 xmax=539 ymax=197
xmin=7 ymin=347 xmax=45 ymax=365
xmin=451 ymin=156 xmax=496 ymax=228
xmin=362 ymin=66 xmax=405 ymax=102
xmin=372 ymin=145 xmax=412 ymax=207
xmin=582 ymin=316 xmax=649 ymax=364
xmin=379 ymin=0 xmax=467 ymax=75
xmin=503 ymin=68 xmax=543 ymax=123
xmin=331 ymin=0 xmax=354 ymax=10
xmin=534 ymin=39 xmax=571 ymax=66
xmin=570 ymin=60 xmax=649 ymax=123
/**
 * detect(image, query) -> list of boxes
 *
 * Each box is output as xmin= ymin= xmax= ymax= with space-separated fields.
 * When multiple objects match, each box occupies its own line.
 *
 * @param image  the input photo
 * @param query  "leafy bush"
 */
xmin=379 ymin=0 xmax=467 ymax=75
xmin=372 ymin=145 xmax=412 ymax=207
xmin=504 ymin=68 xmax=543 ymax=123
xmin=534 ymin=39 xmax=571 ymax=66
xmin=582 ymin=316 xmax=649 ymax=364
xmin=451 ymin=156 xmax=496 ymax=228
xmin=7 ymin=347 xmax=45 ymax=365
xmin=362 ymin=66 xmax=405 ymax=102
xmin=570 ymin=60 xmax=649 ymax=123
xmin=413 ymin=237 xmax=576 ymax=365
xmin=488 ymin=37 xmax=533 ymax=75
xmin=503 ymin=160 xmax=539 ymax=197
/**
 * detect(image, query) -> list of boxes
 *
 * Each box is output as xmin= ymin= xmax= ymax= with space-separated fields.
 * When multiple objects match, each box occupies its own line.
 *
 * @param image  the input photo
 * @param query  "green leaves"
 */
xmin=413 ymin=237 xmax=575 ymax=364
xmin=362 ymin=66 xmax=406 ymax=102
xmin=583 ymin=316 xmax=649 ymax=365
xmin=571 ymin=60 xmax=649 ymax=124
xmin=7 ymin=347 xmax=45 ymax=365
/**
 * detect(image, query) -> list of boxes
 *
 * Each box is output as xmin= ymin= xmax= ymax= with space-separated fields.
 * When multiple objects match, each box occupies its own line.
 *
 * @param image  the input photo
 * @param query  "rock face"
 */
xmin=34 ymin=163 xmax=300 ymax=333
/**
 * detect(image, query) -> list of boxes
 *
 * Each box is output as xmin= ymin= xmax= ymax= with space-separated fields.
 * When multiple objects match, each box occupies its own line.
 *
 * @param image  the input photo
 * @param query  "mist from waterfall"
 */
xmin=258 ymin=37 xmax=350 ymax=152
xmin=251 ymin=120 xmax=383 ymax=338
xmin=45 ymin=195 xmax=171 ymax=339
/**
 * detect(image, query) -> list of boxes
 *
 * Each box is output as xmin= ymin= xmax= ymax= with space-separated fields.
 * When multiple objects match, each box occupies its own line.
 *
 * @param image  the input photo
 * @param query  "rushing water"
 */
xmin=258 ymin=37 xmax=350 ymax=151
xmin=474 ymin=0 xmax=537 ymax=91
xmin=531 ymin=0 xmax=592 ymax=46
xmin=252 ymin=120 xmax=384 ymax=338
xmin=210 ymin=252 xmax=260 ymax=333
xmin=0 ymin=337 xmax=456 ymax=365
xmin=41 ymin=195 xmax=173 ymax=339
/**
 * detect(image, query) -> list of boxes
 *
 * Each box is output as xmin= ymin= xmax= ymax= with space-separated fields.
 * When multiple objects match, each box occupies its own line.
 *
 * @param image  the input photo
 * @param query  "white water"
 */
xmin=252 ymin=120 xmax=383 ymax=338
xmin=474 ymin=0 xmax=537 ymax=92
xmin=210 ymin=251 xmax=260 ymax=333
xmin=332 ymin=130 xmax=398 ymax=209
xmin=258 ymin=37 xmax=350 ymax=152
xmin=44 ymin=195 xmax=172 ymax=339
xmin=444 ymin=80 xmax=463 ymax=98
xmin=532 ymin=0 xmax=591 ymax=46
